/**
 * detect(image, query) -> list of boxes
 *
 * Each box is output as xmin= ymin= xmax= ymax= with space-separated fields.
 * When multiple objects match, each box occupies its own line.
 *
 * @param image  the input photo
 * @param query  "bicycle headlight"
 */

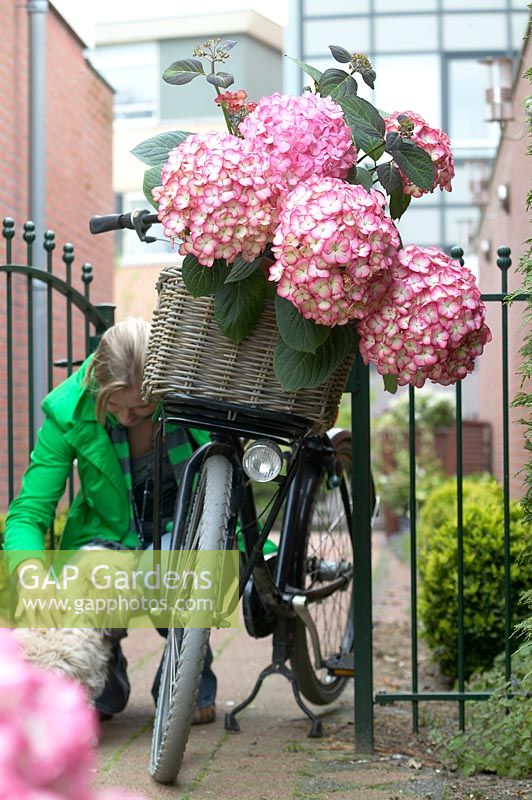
xmin=242 ymin=439 xmax=283 ymax=483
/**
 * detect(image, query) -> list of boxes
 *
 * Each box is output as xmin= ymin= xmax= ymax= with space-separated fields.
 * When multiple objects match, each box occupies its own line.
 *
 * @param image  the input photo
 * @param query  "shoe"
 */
xmin=192 ymin=703 xmax=216 ymax=725
xmin=98 ymin=710 xmax=114 ymax=722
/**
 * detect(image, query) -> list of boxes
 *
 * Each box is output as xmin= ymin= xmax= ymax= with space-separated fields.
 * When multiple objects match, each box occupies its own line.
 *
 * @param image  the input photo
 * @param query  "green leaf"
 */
xmin=214 ymin=269 xmax=267 ymax=342
xmin=339 ymin=95 xmax=385 ymax=136
xmin=273 ymin=324 xmax=357 ymax=391
xmin=285 ymin=56 xmax=322 ymax=84
xmin=360 ymin=68 xmax=376 ymax=90
xmin=348 ymin=166 xmax=373 ymax=190
xmin=206 ymin=72 xmax=234 ymax=88
xmin=319 ymin=68 xmax=358 ymax=99
xmin=392 ymin=140 xmax=435 ymax=191
xmin=182 ymin=256 xmax=230 ymax=297
xmin=131 ymin=130 xmax=192 ymax=167
xmin=224 ymin=254 xmax=263 ymax=283
xmin=389 ymin=188 xmax=411 ymax=221
xmin=376 ymin=162 xmax=403 ymax=194
xmin=383 ymin=374 xmax=398 ymax=394
xmin=328 ymin=45 xmax=352 ymax=64
xmin=142 ymin=166 xmax=162 ymax=208
xmin=275 ymin=295 xmax=331 ymax=354
xmin=162 ymin=58 xmax=205 ymax=85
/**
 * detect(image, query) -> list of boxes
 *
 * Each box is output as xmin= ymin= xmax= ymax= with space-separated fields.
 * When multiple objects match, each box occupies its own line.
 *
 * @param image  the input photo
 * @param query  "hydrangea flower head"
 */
xmin=271 ymin=176 xmax=400 ymax=326
xmin=385 ymin=111 xmax=455 ymax=197
xmin=153 ymin=131 xmax=278 ymax=266
xmin=358 ymin=245 xmax=491 ymax=387
xmin=240 ymin=92 xmax=356 ymax=195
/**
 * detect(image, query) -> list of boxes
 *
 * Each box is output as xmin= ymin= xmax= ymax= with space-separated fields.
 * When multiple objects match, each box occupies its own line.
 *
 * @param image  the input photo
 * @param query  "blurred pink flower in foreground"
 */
xmin=0 ymin=629 xmax=146 ymax=800
xmin=240 ymin=92 xmax=356 ymax=195
xmin=153 ymin=131 xmax=277 ymax=266
xmin=271 ymin=176 xmax=400 ymax=326
xmin=358 ymin=245 xmax=492 ymax=388
xmin=384 ymin=110 xmax=455 ymax=197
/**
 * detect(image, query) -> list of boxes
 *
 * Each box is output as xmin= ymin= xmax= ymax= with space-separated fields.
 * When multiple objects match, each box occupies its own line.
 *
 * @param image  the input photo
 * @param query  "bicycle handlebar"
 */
xmin=89 ymin=209 xmax=159 ymax=241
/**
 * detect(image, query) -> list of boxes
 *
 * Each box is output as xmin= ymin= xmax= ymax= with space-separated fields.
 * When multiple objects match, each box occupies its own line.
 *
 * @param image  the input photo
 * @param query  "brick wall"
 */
xmin=476 ymin=35 xmax=531 ymax=499
xmin=0 ymin=1 xmax=114 ymax=509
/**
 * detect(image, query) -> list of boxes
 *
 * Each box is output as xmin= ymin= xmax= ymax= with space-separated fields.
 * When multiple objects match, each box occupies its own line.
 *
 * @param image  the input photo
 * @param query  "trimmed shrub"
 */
xmin=418 ymin=475 xmax=531 ymax=679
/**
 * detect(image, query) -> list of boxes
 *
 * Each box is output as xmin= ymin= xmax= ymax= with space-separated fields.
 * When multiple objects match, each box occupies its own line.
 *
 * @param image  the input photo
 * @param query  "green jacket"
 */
xmin=4 ymin=357 xmax=209 ymax=572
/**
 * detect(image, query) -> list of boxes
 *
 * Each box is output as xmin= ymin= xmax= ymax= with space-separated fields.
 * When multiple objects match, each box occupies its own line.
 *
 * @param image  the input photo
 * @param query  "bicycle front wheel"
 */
xmin=149 ymin=454 xmax=233 ymax=784
xmin=289 ymin=430 xmax=354 ymax=705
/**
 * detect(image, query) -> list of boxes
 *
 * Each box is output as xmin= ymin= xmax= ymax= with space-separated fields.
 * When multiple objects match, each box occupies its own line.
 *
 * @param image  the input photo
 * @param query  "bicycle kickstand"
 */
xmin=224 ymin=624 xmax=323 ymax=738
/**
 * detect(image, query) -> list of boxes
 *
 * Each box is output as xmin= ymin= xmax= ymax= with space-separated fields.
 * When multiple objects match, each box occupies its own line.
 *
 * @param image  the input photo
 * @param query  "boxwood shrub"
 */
xmin=418 ymin=474 xmax=531 ymax=679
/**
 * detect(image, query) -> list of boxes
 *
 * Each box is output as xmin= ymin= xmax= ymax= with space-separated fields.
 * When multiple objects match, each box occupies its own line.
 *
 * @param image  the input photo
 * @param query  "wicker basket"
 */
xmin=142 ymin=265 xmax=354 ymax=434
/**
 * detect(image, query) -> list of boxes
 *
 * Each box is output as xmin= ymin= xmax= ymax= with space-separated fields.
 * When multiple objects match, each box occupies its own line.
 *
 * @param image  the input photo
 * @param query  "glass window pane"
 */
xmin=447 ymin=58 xmax=500 ymax=147
xmin=443 ymin=0 xmax=505 ymax=7
xmin=396 ymin=208 xmax=442 ymax=247
xmin=443 ymin=14 xmax=508 ymax=50
xmin=444 ymin=206 xmax=481 ymax=251
xmin=376 ymin=15 xmax=438 ymax=51
xmin=375 ymin=0 xmax=437 ymax=9
xmin=304 ymin=0 xmax=369 ymax=14
xmin=443 ymin=159 xmax=493 ymax=205
xmin=374 ymin=55 xmax=441 ymax=127
xmin=90 ymin=43 xmax=158 ymax=119
xmin=303 ymin=18 xmax=370 ymax=55
xmin=512 ymin=13 xmax=530 ymax=49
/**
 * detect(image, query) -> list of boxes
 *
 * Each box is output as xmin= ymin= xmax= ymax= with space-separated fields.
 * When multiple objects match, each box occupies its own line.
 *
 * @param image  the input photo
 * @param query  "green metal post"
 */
xmin=408 ymin=387 xmax=419 ymax=733
xmin=349 ymin=353 xmax=374 ymax=752
xmin=4 ymin=218 xmax=15 ymax=502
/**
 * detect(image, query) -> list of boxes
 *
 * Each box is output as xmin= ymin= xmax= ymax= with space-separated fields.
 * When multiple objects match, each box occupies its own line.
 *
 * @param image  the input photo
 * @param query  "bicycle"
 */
xmin=90 ymin=210 xmax=376 ymax=785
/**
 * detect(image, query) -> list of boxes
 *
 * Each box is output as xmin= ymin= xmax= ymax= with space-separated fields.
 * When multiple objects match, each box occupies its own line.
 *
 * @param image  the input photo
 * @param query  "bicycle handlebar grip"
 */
xmin=89 ymin=213 xmax=134 ymax=234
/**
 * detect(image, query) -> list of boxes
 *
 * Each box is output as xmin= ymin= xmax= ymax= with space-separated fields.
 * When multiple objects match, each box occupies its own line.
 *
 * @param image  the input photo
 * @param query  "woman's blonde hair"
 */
xmin=85 ymin=318 xmax=151 ymax=423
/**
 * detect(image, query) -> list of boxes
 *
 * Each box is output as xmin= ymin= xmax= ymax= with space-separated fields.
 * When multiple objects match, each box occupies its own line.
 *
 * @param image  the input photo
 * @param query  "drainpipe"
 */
xmin=28 ymin=0 xmax=48 ymax=437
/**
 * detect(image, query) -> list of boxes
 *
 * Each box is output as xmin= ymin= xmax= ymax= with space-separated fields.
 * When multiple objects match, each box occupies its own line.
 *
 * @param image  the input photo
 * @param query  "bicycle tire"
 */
xmin=289 ymin=430 xmax=355 ymax=705
xmin=149 ymin=454 xmax=233 ymax=784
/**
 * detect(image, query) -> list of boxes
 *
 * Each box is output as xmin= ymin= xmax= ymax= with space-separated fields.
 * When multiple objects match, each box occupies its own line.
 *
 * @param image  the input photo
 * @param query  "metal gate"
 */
xmin=350 ymin=244 xmax=530 ymax=751
xmin=0 ymin=217 xmax=114 ymax=514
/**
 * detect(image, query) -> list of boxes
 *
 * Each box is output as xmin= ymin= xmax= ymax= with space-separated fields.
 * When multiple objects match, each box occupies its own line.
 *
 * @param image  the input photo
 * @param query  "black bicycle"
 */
xmin=90 ymin=210 xmax=376 ymax=784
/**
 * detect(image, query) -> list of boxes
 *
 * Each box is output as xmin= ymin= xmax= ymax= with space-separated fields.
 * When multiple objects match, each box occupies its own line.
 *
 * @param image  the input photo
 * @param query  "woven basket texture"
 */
xmin=143 ymin=265 xmax=353 ymax=434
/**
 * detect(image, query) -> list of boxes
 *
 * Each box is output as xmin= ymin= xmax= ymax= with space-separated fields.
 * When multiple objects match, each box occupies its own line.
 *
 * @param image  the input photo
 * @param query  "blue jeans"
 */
xmin=92 ymin=535 xmax=217 ymax=715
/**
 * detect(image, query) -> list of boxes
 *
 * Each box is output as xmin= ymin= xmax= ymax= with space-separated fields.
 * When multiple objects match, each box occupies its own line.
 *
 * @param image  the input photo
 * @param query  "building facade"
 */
xmin=89 ymin=11 xmax=283 ymax=320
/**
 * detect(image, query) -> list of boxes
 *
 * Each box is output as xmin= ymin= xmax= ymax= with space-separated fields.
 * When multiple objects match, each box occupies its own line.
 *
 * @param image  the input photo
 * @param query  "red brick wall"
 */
xmin=0 ymin=1 xmax=114 ymax=509
xmin=476 ymin=36 xmax=531 ymax=499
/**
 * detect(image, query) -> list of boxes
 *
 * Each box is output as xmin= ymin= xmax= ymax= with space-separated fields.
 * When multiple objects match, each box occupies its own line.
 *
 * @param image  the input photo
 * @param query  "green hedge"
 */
xmin=418 ymin=475 xmax=531 ymax=679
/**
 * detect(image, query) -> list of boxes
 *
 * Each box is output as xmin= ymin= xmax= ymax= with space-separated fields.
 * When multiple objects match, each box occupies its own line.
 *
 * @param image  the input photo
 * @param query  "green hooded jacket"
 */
xmin=3 ymin=357 xmax=209 ymax=572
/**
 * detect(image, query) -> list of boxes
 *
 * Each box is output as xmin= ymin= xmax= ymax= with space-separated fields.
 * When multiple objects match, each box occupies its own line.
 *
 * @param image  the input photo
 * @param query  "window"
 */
xmin=304 ymin=0 xmax=370 ymax=13
xmin=118 ymin=194 xmax=174 ymax=265
xmin=443 ymin=0 xmax=506 ymax=7
xmin=375 ymin=0 xmax=437 ymax=10
xmin=374 ymin=55 xmax=441 ymax=126
xmin=447 ymin=57 xmax=501 ymax=148
xmin=396 ymin=207 xmax=442 ymax=247
xmin=375 ymin=15 xmax=438 ymax=51
xmin=89 ymin=43 xmax=159 ymax=120
xmin=303 ymin=17 xmax=370 ymax=55
xmin=443 ymin=14 xmax=508 ymax=50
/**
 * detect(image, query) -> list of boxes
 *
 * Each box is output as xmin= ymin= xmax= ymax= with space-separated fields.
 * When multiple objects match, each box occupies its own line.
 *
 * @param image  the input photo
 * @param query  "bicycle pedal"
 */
xmin=325 ymin=653 xmax=354 ymax=677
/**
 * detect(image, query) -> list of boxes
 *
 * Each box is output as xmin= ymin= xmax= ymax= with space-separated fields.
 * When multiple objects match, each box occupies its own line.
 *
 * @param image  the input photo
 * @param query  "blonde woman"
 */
xmin=4 ymin=318 xmax=216 ymax=724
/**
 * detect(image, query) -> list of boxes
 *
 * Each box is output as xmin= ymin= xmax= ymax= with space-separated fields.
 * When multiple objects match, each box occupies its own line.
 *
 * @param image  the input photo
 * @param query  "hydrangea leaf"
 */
xmin=392 ymin=139 xmax=435 ymax=191
xmin=319 ymin=68 xmax=358 ymax=99
xmin=142 ymin=166 xmax=161 ymax=208
xmin=182 ymin=257 xmax=230 ymax=297
xmin=285 ymin=56 xmax=322 ymax=84
xmin=131 ymin=131 xmax=192 ymax=167
xmin=224 ymin=254 xmax=263 ymax=283
xmin=389 ymin=188 xmax=411 ymax=220
xmin=329 ymin=45 xmax=351 ymax=64
xmin=162 ymin=58 xmax=205 ymax=85
xmin=273 ymin=324 xmax=357 ymax=390
xmin=206 ymin=72 xmax=235 ymax=89
xmin=347 ymin=165 xmax=373 ymax=190
xmin=214 ymin=269 xmax=267 ymax=342
xmin=376 ymin=162 xmax=403 ymax=194
xmin=275 ymin=295 xmax=331 ymax=354
xmin=339 ymin=96 xmax=386 ymax=159
xmin=383 ymin=374 xmax=398 ymax=394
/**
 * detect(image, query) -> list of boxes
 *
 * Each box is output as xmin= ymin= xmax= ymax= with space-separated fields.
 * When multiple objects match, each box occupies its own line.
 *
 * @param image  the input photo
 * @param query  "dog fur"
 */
xmin=14 ymin=628 xmax=112 ymax=701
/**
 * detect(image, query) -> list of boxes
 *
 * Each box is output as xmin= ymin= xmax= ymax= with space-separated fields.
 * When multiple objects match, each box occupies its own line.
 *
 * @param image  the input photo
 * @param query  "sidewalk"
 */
xmin=91 ymin=537 xmax=529 ymax=800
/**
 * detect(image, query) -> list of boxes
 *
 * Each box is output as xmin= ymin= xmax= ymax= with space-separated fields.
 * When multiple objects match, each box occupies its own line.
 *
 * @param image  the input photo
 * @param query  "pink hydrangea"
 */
xmin=385 ymin=110 xmax=455 ymax=197
xmin=152 ymin=131 xmax=278 ymax=266
xmin=270 ymin=176 xmax=400 ymax=326
xmin=0 ymin=629 xmax=148 ymax=800
xmin=358 ymin=245 xmax=492 ymax=388
xmin=240 ymin=92 xmax=356 ymax=196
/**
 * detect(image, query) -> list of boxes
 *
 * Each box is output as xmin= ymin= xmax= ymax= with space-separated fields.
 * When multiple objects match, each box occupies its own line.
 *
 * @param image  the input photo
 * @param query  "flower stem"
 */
xmin=214 ymin=86 xmax=234 ymax=135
